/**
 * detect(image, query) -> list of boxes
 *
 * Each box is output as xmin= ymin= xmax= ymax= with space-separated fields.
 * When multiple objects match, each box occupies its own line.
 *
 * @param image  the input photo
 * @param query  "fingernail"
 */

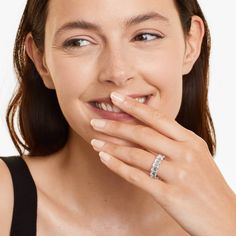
xmin=90 ymin=119 xmax=107 ymax=129
xmin=91 ymin=139 xmax=105 ymax=149
xmin=110 ymin=92 xmax=125 ymax=103
xmin=99 ymin=152 xmax=112 ymax=162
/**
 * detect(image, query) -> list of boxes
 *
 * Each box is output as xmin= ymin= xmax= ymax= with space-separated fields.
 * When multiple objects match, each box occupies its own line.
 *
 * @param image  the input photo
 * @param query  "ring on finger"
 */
xmin=150 ymin=154 xmax=165 ymax=179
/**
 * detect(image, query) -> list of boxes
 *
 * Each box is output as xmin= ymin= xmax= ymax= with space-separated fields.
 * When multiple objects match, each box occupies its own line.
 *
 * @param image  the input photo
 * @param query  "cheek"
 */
xmin=47 ymin=57 xmax=91 ymax=96
xmin=45 ymin=53 xmax=100 ymax=116
xmin=159 ymin=76 xmax=182 ymax=120
xmin=156 ymin=55 xmax=183 ymax=119
xmin=136 ymin=47 xmax=184 ymax=119
xmin=45 ymin=55 xmax=97 ymax=137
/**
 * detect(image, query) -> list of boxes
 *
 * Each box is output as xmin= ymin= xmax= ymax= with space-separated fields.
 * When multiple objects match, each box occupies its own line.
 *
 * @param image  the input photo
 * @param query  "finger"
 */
xmin=98 ymin=151 xmax=168 ymax=201
xmin=91 ymin=139 xmax=173 ymax=181
xmin=90 ymin=119 xmax=180 ymax=159
xmin=110 ymin=92 xmax=193 ymax=141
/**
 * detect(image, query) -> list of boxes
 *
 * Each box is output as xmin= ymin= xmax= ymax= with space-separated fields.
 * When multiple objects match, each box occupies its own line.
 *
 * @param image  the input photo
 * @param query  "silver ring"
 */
xmin=150 ymin=154 xmax=165 ymax=179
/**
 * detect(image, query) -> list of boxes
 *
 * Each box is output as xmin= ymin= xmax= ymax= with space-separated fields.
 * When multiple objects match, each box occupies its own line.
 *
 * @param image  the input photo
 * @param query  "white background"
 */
xmin=0 ymin=1 xmax=235 ymax=192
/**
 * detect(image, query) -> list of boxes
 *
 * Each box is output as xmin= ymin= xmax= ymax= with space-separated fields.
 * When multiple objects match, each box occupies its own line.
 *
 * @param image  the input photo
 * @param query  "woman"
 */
xmin=0 ymin=0 xmax=236 ymax=235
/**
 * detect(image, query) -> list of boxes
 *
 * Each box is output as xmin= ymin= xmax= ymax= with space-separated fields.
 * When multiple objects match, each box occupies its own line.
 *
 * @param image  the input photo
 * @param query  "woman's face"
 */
xmin=42 ymin=0 xmax=192 ymax=144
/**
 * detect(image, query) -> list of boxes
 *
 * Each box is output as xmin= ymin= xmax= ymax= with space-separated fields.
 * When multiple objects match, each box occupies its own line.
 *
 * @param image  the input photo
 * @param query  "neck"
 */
xmin=46 ymin=130 xmax=158 ymax=218
xmin=24 ymin=130 xmax=181 ymax=233
xmin=61 ymin=131 xmax=146 ymax=198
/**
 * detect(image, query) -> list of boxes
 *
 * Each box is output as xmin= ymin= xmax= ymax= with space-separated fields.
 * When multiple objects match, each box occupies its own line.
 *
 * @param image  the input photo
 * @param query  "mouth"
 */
xmin=89 ymin=95 xmax=151 ymax=113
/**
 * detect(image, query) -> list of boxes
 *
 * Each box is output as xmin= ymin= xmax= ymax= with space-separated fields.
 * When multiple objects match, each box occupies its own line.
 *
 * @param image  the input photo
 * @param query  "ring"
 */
xmin=150 ymin=154 xmax=165 ymax=179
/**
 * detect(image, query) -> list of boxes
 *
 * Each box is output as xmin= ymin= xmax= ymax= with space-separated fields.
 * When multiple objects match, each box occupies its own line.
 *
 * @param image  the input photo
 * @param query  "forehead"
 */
xmin=47 ymin=0 xmax=179 ymax=28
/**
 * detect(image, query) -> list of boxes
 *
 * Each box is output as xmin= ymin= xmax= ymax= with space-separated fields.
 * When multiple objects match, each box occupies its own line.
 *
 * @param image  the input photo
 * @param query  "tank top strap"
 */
xmin=0 ymin=156 xmax=37 ymax=236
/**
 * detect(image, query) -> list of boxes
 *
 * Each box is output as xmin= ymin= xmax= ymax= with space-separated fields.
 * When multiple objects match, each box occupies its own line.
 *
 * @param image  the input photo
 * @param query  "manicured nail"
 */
xmin=90 ymin=119 xmax=107 ymax=129
xmin=91 ymin=139 xmax=105 ymax=150
xmin=110 ymin=92 xmax=125 ymax=103
xmin=99 ymin=152 xmax=112 ymax=162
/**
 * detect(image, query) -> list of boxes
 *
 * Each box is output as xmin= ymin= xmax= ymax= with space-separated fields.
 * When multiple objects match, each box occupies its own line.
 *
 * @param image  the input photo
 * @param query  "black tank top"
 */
xmin=0 ymin=156 xmax=37 ymax=236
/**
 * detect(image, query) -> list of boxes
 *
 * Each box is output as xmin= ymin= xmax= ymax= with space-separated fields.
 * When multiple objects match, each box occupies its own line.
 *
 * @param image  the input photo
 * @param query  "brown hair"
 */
xmin=7 ymin=0 xmax=216 ymax=156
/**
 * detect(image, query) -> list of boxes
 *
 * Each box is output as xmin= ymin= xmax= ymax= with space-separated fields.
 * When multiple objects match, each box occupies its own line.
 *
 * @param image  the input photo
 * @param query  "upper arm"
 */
xmin=0 ymin=159 xmax=14 ymax=235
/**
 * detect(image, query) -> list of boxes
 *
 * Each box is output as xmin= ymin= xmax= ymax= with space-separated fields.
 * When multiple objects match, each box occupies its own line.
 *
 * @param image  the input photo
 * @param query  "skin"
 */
xmin=0 ymin=0 xmax=236 ymax=235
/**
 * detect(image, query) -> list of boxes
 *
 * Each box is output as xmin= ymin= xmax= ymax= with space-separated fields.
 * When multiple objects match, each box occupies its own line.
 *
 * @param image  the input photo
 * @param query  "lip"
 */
xmin=87 ymin=94 xmax=152 ymax=121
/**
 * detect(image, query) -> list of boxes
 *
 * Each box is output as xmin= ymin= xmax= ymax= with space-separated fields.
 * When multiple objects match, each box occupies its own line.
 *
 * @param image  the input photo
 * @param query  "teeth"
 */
xmin=101 ymin=103 xmax=107 ymax=111
xmin=135 ymin=97 xmax=146 ymax=103
xmin=95 ymin=102 xmax=122 ymax=113
xmin=94 ymin=96 xmax=147 ymax=113
xmin=106 ymin=104 xmax=113 ymax=112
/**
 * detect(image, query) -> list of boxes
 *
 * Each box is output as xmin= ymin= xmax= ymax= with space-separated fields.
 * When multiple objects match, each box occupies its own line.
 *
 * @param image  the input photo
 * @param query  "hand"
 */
xmin=90 ymin=92 xmax=236 ymax=236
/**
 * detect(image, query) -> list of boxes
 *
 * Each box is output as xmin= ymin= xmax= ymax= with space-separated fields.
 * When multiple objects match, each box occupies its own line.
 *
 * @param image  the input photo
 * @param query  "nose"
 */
xmin=97 ymin=45 xmax=135 ymax=86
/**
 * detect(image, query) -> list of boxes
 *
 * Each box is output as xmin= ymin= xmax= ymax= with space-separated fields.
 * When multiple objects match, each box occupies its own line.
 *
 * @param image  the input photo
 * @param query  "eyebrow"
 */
xmin=54 ymin=11 xmax=169 ymax=39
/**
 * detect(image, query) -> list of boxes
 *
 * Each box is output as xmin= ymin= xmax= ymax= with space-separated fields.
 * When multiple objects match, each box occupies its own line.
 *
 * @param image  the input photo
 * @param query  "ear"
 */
xmin=25 ymin=33 xmax=55 ymax=89
xmin=182 ymin=16 xmax=205 ymax=75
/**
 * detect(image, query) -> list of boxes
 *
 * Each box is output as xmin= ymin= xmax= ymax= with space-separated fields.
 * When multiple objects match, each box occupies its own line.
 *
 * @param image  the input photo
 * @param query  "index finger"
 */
xmin=110 ymin=92 xmax=192 ymax=141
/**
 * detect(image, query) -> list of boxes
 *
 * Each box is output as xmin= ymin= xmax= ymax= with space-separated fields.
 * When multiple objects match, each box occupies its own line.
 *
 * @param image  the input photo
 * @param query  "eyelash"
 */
xmin=133 ymin=32 xmax=164 ymax=42
xmin=63 ymin=32 xmax=164 ymax=49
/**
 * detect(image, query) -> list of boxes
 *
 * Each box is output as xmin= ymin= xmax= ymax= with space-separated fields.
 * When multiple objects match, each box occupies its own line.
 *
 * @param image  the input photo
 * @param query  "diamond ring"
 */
xmin=150 ymin=154 xmax=165 ymax=179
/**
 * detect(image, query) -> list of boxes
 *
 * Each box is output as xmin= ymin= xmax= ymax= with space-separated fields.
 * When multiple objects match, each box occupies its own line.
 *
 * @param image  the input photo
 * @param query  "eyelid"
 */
xmin=62 ymin=36 xmax=97 ymax=48
xmin=61 ymin=30 xmax=165 ymax=50
xmin=63 ymin=39 xmax=88 ymax=48
xmin=135 ymin=31 xmax=164 ymax=37
xmin=132 ymin=32 xmax=164 ymax=42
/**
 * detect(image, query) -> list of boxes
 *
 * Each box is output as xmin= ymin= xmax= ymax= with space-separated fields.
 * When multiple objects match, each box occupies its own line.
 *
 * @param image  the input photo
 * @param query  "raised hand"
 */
xmin=90 ymin=92 xmax=236 ymax=236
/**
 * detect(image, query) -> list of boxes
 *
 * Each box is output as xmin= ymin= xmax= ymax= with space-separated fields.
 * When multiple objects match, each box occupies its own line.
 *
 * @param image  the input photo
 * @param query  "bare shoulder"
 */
xmin=0 ymin=159 xmax=14 ymax=235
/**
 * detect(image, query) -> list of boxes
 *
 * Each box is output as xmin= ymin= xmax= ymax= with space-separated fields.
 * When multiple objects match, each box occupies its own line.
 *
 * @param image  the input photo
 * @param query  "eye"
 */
xmin=133 ymin=32 xmax=163 ymax=42
xmin=63 ymin=38 xmax=91 ymax=48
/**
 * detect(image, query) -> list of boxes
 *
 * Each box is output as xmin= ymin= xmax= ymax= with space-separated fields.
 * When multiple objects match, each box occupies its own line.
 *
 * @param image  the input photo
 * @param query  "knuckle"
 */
xmin=182 ymin=137 xmax=208 ymax=162
xmin=185 ymin=131 xmax=208 ymax=150
xmin=184 ymin=149 xmax=194 ymax=164
xmin=175 ymin=144 xmax=186 ymax=158
xmin=186 ymin=130 xmax=196 ymax=138
xmin=183 ymin=147 xmax=195 ymax=163
xmin=176 ymin=167 xmax=189 ymax=181
xmin=126 ymin=169 xmax=141 ymax=183
xmin=197 ymin=136 xmax=209 ymax=149
xmin=107 ymin=143 xmax=119 ymax=154
xmin=192 ymin=136 xmax=205 ymax=149
xmin=175 ymin=143 xmax=186 ymax=156
xmin=131 ymin=125 xmax=149 ymax=139
xmin=116 ymin=163 xmax=141 ymax=184
xmin=139 ymin=125 xmax=153 ymax=136
xmin=130 ymin=125 xmax=141 ymax=136
xmin=125 ymin=148 xmax=138 ymax=162
xmin=114 ymin=121 xmax=125 ymax=134
xmin=116 ymin=162 xmax=128 ymax=176
xmin=135 ymin=124 xmax=145 ymax=132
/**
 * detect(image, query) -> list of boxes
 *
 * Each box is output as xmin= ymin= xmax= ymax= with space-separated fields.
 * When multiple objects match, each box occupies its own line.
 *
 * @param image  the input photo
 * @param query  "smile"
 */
xmin=92 ymin=96 xmax=148 ymax=113
xmin=88 ymin=94 xmax=152 ymax=121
